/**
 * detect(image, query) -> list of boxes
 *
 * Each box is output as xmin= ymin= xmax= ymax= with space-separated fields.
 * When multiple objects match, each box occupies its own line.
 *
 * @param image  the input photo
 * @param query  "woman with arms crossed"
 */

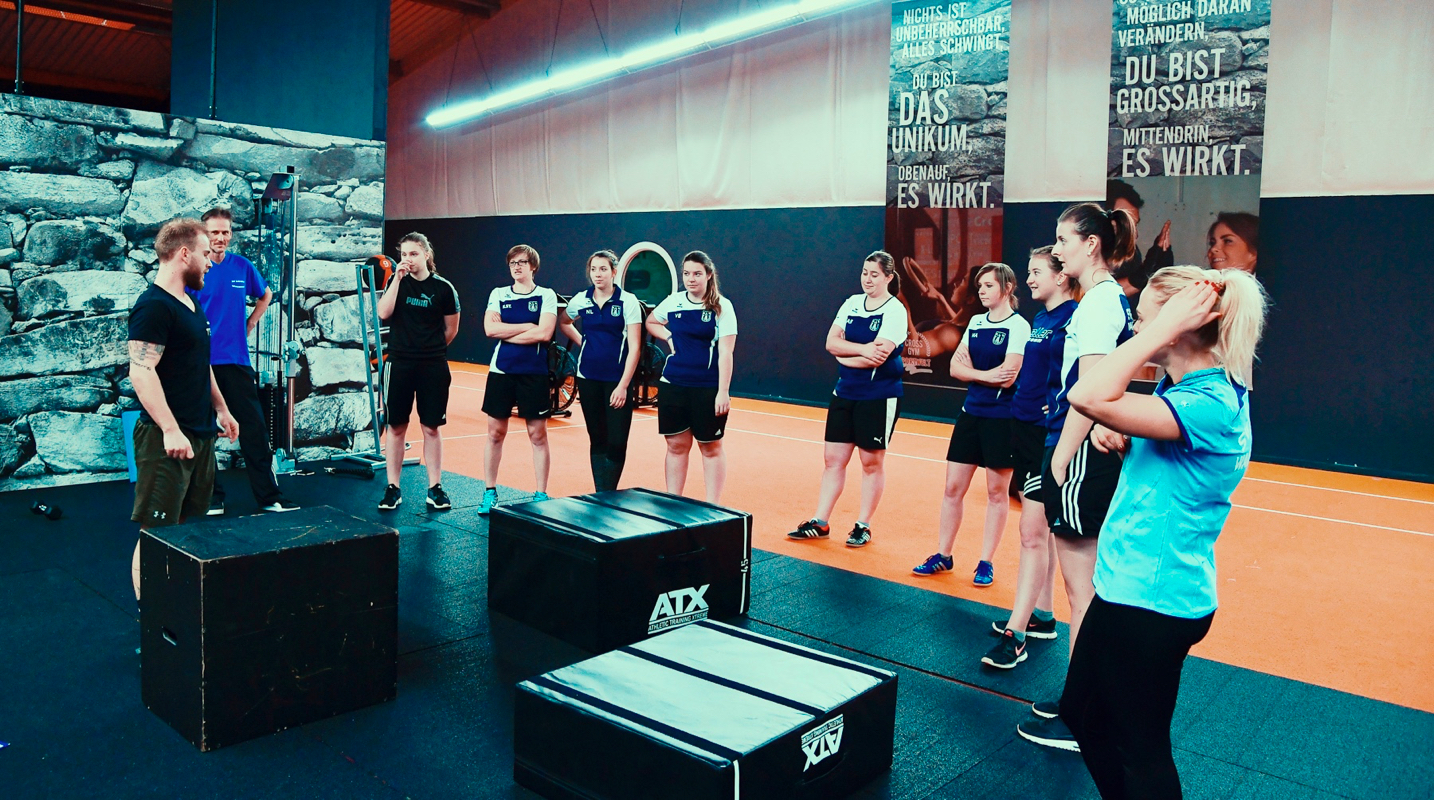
xmin=557 ymin=250 xmax=644 ymax=491
xmin=787 ymin=251 xmax=908 ymax=548
xmin=645 ymin=251 xmax=737 ymax=504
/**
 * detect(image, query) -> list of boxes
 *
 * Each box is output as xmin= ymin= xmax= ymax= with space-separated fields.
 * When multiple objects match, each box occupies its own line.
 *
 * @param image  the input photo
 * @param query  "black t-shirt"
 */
xmin=385 ymin=272 xmax=461 ymax=360
xmin=129 ymin=284 xmax=217 ymax=436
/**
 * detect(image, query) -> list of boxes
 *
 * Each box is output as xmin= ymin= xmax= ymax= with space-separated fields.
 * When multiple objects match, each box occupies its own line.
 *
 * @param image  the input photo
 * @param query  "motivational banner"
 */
xmin=885 ymin=0 xmax=1011 ymax=390
xmin=1106 ymin=0 xmax=1270 ymax=288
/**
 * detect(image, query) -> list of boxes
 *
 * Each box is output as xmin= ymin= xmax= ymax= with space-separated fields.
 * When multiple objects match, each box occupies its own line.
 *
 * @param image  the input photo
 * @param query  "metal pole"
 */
xmin=208 ymin=0 xmax=218 ymax=118
xmin=14 ymin=0 xmax=24 ymax=95
xmin=284 ymin=171 xmax=298 ymax=456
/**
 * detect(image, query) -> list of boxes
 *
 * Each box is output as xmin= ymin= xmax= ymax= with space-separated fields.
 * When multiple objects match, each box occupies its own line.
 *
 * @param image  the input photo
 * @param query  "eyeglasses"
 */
xmin=509 ymin=258 xmax=530 ymax=267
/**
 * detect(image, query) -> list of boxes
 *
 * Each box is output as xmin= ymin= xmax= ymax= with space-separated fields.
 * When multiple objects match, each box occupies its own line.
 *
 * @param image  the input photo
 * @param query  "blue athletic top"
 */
xmin=1094 ymin=368 xmax=1251 ymax=618
xmin=1012 ymin=300 xmax=1077 ymax=425
xmin=191 ymin=253 xmax=266 ymax=367
xmin=652 ymin=292 xmax=738 ymax=388
xmin=567 ymin=285 xmax=643 ymax=382
xmin=960 ymin=311 xmax=1031 ymax=418
xmin=831 ymin=294 xmax=908 ymax=401
xmin=1047 ymin=280 xmax=1135 ymax=446
xmin=486 ymin=285 xmax=558 ymax=375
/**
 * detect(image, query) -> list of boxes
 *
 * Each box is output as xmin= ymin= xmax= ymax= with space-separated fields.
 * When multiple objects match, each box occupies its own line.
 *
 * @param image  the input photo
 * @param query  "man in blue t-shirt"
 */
xmin=191 ymin=207 xmax=297 ymax=515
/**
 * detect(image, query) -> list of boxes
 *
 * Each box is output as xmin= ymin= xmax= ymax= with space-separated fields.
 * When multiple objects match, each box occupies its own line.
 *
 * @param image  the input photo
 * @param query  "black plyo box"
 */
xmin=514 ymin=620 xmax=898 ymax=800
xmin=488 ymin=488 xmax=751 ymax=653
xmin=140 ymin=505 xmax=398 ymax=751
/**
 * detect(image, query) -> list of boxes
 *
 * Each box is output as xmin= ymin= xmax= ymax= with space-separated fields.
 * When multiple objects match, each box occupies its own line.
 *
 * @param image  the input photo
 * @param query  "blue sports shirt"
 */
xmin=567 ymin=285 xmax=644 ymax=382
xmin=1011 ymin=300 xmax=1076 ymax=425
xmin=960 ymin=312 xmax=1031 ymax=418
xmin=652 ymin=292 xmax=738 ymax=388
xmin=1093 ymin=368 xmax=1252 ymax=619
xmin=487 ymin=285 xmax=559 ymax=375
xmin=191 ymin=252 xmax=267 ymax=367
xmin=1047 ymin=280 xmax=1134 ymax=446
xmin=832 ymin=294 xmax=908 ymax=401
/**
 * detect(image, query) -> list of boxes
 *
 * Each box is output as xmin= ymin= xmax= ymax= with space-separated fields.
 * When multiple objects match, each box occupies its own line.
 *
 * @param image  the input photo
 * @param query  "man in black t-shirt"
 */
xmin=375 ymin=232 xmax=460 ymax=512
xmin=127 ymin=217 xmax=240 ymax=600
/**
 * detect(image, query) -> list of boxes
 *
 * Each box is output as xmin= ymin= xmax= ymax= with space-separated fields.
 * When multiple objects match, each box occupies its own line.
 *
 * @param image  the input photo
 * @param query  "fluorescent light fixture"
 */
xmin=425 ymin=0 xmax=881 ymax=128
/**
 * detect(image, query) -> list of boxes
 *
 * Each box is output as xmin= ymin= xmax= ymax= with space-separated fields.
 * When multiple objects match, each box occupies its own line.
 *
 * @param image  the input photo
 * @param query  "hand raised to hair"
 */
xmin=1154 ymin=281 xmax=1221 ymax=337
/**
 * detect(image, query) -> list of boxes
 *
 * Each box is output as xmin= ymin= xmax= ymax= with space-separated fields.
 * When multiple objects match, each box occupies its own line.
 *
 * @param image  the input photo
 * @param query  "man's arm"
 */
xmin=246 ymin=288 xmax=272 ymax=335
xmin=128 ymin=341 xmax=193 ymax=459
xmin=210 ymin=368 xmax=239 ymax=442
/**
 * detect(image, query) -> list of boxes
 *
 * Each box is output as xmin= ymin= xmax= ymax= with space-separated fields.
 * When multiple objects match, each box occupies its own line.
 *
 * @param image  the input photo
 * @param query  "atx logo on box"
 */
xmin=647 ymin=584 xmax=709 ymax=634
xmin=801 ymin=715 xmax=844 ymax=772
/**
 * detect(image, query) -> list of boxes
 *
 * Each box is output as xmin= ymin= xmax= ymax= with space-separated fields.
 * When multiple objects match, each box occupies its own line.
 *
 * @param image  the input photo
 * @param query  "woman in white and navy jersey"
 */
xmin=787 ymin=251 xmax=908 ymax=548
xmin=1016 ymin=202 xmax=1138 ymax=752
xmin=982 ymin=246 xmax=1078 ymax=670
xmin=479 ymin=244 xmax=559 ymax=514
xmin=913 ymin=263 xmax=1030 ymax=586
xmin=558 ymin=250 xmax=644 ymax=492
xmin=645 ymin=251 xmax=737 ymax=503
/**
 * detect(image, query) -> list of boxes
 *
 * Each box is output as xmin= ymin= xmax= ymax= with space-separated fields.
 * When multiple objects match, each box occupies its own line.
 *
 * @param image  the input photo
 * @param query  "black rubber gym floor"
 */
xmin=1 ymin=468 xmax=1430 ymax=799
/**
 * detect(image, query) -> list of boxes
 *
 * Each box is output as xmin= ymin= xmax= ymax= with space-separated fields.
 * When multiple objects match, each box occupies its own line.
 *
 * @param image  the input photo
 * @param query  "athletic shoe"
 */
xmin=1017 ymin=716 xmax=1080 ymax=752
xmin=533 ymin=491 xmax=551 ymax=502
xmin=207 ymin=498 xmax=225 ymax=516
xmin=990 ymin=616 xmax=1058 ymax=640
xmin=477 ymin=489 xmax=498 ymax=515
xmin=973 ymin=560 xmax=995 ymax=586
xmin=845 ymin=523 xmax=872 ymax=548
xmin=981 ymin=630 xmax=1028 ymax=669
xmin=261 ymin=499 xmax=300 ymax=513
xmin=1032 ymin=699 xmax=1060 ymax=719
xmin=427 ymin=485 xmax=452 ymax=511
xmin=786 ymin=520 xmax=830 ymax=540
xmin=378 ymin=484 xmax=402 ymax=511
xmin=912 ymin=553 xmax=953 ymax=575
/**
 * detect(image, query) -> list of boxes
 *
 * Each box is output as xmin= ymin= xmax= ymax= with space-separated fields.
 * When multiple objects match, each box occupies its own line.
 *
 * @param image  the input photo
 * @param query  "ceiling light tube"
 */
xmin=425 ymin=0 xmax=880 ymax=128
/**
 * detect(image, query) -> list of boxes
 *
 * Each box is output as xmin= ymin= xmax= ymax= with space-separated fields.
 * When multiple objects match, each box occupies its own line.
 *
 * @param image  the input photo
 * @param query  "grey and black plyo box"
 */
xmin=514 ymin=620 xmax=898 ymax=800
xmin=488 ymin=488 xmax=752 ymax=654
xmin=140 ymin=505 xmax=398 ymax=750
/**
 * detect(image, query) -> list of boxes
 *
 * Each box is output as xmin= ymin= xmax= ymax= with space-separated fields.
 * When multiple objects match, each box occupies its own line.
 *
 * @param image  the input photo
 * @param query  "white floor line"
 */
xmin=1241 ymin=477 xmax=1434 ymax=506
xmin=725 ymin=427 xmax=949 ymax=465
xmin=1231 ymin=504 xmax=1434 ymax=539
xmin=727 ymin=406 xmax=952 ymax=441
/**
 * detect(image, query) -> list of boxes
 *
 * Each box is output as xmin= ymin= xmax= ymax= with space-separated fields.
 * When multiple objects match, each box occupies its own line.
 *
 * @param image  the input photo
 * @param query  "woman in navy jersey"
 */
xmin=479 ymin=244 xmax=559 ymax=514
xmin=558 ymin=250 xmax=644 ymax=492
xmin=1017 ymin=202 xmax=1138 ymax=752
xmin=981 ymin=246 xmax=1078 ymax=669
xmin=787 ymin=251 xmax=908 ymax=548
xmin=645 ymin=251 xmax=738 ymax=503
xmin=913 ymin=263 xmax=1030 ymax=586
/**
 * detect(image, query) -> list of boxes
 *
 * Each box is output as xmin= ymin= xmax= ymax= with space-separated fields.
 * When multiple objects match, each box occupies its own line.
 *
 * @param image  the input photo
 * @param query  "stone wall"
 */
xmin=0 ymin=94 xmax=385 ymax=492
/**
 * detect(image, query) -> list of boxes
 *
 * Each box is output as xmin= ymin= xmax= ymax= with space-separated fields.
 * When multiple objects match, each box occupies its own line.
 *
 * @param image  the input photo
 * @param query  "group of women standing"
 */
xmin=477 ymin=246 xmax=736 ymax=515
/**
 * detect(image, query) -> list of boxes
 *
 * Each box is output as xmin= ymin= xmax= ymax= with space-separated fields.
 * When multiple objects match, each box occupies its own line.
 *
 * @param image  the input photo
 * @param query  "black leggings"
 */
xmin=576 ymin=378 xmax=635 ymax=492
xmin=1061 ymin=594 xmax=1213 ymax=800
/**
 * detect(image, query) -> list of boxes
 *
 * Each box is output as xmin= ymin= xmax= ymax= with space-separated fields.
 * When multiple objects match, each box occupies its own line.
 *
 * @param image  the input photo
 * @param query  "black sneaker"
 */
xmin=981 ymin=630 xmax=1028 ymax=669
xmin=427 ymin=484 xmax=452 ymax=511
xmin=990 ymin=616 xmax=1058 ymax=640
xmin=845 ymin=523 xmax=872 ymax=548
xmin=378 ymin=484 xmax=402 ymax=511
xmin=1032 ymin=699 xmax=1060 ymax=719
xmin=1017 ymin=716 xmax=1080 ymax=752
xmin=261 ymin=499 xmax=300 ymax=513
xmin=207 ymin=498 xmax=225 ymax=516
xmin=786 ymin=519 xmax=830 ymax=540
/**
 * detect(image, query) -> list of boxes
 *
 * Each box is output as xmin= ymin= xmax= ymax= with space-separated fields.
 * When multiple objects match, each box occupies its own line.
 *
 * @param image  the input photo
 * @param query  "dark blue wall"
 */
xmin=171 ymin=0 xmax=389 ymax=140
xmin=389 ymin=195 xmax=1434 ymax=483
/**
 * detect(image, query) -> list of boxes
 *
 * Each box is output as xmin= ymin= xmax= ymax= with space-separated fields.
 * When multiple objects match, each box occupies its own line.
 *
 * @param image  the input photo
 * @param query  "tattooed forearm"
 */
xmin=128 ymin=340 xmax=165 ymax=371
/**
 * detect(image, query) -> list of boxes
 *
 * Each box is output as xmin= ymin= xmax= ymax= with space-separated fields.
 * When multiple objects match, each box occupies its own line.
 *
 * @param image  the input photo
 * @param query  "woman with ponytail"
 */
xmin=787 ymin=251 xmax=908 ymax=548
xmin=646 ymin=251 xmax=738 ymax=503
xmin=1051 ymin=266 xmax=1267 ymax=797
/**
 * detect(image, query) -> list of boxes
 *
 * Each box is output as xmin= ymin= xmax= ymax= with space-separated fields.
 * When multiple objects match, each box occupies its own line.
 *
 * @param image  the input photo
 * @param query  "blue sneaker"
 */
xmin=912 ymin=553 xmax=953 ymax=576
xmin=477 ymin=489 xmax=498 ymax=515
xmin=533 ymin=491 xmax=550 ymax=501
xmin=973 ymin=560 xmax=995 ymax=587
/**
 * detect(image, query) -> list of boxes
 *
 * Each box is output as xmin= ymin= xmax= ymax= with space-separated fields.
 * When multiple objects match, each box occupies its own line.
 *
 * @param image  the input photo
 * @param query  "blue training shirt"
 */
xmin=567 ymin=285 xmax=644 ymax=382
xmin=832 ymin=294 xmax=908 ymax=401
xmin=191 ymin=252 xmax=267 ymax=367
xmin=652 ymin=292 xmax=737 ymax=388
xmin=1012 ymin=300 xmax=1076 ymax=425
xmin=1094 ymin=368 xmax=1252 ymax=619
xmin=1047 ymin=280 xmax=1134 ymax=446
xmin=960 ymin=311 xmax=1031 ymax=418
xmin=487 ymin=285 xmax=558 ymax=375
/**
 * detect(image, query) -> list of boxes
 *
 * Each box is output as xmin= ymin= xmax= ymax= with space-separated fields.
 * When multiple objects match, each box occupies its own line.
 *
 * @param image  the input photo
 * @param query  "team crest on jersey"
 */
xmin=701 ymin=310 xmax=712 ymax=322
xmin=993 ymin=331 xmax=1007 ymax=346
xmin=611 ymin=305 xmax=621 ymax=316
xmin=869 ymin=318 xmax=881 ymax=331
xmin=528 ymin=300 xmax=539 ymax=312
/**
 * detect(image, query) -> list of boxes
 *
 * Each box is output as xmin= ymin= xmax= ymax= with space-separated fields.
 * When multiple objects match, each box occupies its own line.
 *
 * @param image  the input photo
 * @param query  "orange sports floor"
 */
xmin=425 ymin=362 xmax=1434 ymax=714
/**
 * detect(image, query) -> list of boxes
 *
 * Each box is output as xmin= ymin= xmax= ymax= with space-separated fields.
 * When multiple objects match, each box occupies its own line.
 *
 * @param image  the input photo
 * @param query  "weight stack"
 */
xmin=140 ymin=505 xmax=398 ymax=750
xmin=514 ymin=620 xmax=898 ymax=800
xmin=488 ymin=488 xmax=751 ymax=654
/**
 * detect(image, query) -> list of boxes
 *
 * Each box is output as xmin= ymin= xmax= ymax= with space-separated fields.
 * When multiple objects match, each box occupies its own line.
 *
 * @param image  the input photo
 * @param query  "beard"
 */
xmin=183 ymin=260 xmax=207 ymax=291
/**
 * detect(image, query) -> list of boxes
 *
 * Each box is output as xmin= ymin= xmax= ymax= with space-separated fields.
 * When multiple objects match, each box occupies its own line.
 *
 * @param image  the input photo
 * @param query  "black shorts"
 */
xmin=658 ymin=383 xmax=727 ymax=442
xmin=384 ymin=358 xmax=451 ymax=427
xmin=1011 ymin=420 xmax=1047 ymax=502
xmin=1042 ymin=440 xmax=1125 ymax=540
xmin=131 ymin=421 xmax=216 ymax=526
xmin=825 ymin=395 xmax=901 ymax=451
xmin=946 ymin=412 xmax=1014 ymax=468
xmin=481 ymin=371 xmax=551 ymax=420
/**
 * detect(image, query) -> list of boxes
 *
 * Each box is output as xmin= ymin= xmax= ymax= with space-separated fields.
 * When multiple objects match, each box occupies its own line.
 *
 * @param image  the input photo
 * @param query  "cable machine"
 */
xmin=252 ymin=169 xmax=301 ymax=475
